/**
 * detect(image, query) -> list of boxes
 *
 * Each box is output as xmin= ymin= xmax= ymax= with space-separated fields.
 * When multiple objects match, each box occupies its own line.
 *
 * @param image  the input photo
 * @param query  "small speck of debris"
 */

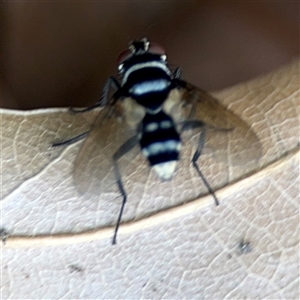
xmin=0 ymin=228 xmax=9 ymax=245
xmin=239 ymin=240 xmax=252 ymax=255
xmin=68 ymin=264 xmax=84 ymax=273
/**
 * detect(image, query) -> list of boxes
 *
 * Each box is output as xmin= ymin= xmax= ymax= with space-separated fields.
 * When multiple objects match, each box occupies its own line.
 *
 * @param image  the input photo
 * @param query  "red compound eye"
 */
xmin=117 ymin=41 xmax=166 ymax=69
xmin=117 ymin=49 xmax=133 ymax=67
xmin=148 ymin=42 xmax=165 ymax=55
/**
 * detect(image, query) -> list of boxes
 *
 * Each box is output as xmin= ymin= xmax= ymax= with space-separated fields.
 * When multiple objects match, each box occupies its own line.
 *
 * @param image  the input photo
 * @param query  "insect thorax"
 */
xmin=121 ymin=54 xmax=172 ymax=111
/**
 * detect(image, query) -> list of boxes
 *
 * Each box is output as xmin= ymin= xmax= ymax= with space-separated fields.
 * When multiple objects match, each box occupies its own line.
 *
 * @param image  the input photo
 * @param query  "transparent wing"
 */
xmin=73 ymin=100 xmax=142 ymax=195
xmin=177 ymin=82 xmax=262 ymax=171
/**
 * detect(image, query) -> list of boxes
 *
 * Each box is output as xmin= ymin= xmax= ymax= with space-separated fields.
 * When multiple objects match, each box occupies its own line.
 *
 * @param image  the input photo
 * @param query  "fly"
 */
xmin=53 ymin=38 xmax=261 ymax=244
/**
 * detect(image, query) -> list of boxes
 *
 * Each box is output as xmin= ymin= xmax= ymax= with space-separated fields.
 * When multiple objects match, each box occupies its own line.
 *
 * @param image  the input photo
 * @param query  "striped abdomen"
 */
xmin=139 ymin=111 xmax=181 ymax=180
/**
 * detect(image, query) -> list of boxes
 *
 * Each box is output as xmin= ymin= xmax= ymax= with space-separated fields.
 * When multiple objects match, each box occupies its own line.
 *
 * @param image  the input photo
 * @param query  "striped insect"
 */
xmin=54 ymin=38 xmax=261 ymax=244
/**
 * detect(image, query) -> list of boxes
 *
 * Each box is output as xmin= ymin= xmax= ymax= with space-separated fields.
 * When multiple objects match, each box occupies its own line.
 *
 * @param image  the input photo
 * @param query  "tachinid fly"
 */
xmin=53 ymin=38 xmax=261 ymax=244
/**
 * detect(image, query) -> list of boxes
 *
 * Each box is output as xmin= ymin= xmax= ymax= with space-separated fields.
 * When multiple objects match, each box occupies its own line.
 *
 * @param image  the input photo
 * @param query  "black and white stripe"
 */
xmin=140 ymin=111 xmax=181 ymax=179
xmin=120 ymin=45 xmax=181 ymax=180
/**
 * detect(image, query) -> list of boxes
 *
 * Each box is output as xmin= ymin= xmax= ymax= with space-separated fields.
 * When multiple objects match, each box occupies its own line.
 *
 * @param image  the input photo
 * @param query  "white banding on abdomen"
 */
xmin=144 ymin=120 xmax=173 ymax=132
xmin=142 ymin=140 xmax=181 ymax=157
xmin=153 ymin=161 xmax=177 ymax=180
xmin=130 ymin=79 xmax=170 ymax=95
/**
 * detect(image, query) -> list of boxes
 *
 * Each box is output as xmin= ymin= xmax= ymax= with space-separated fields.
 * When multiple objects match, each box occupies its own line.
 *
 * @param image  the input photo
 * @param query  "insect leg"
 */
xmin=181 ymin=120 xmax=205 ymax=132
xmin=172 ymin=67 xmax=182 ymax=79
xmin=189 ymin=124 xmax=220 ymax=206
xmin=102 ymin=76 xmax=122 ymax=106
xmin=111 ymin=135 xmax=139 ymax=245
xmin=70 ymin=76 xmax=121 ymax=113
xmin=52 ymin=131 xmax=89 ymax=147
xmin=69 ymin=103 xmax=102 ymax=113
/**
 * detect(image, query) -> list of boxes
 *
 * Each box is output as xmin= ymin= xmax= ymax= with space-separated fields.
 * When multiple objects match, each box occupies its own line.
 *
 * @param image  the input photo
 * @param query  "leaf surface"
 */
xmin=1 ymin=60 xmax=299 ymax=299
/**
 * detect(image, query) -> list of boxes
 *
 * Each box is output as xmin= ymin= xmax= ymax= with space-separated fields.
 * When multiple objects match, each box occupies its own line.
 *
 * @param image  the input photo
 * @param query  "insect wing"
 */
xmin=178 ymin=82 xmax=262 ymax=169
xmin=73 ymin=101 xmax=140 ymax=195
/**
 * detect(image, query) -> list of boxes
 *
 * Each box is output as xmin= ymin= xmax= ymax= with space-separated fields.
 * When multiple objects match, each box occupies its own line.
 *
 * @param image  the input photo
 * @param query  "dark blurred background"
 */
xmin=1 ymin=1 xmax=299 ymax=109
